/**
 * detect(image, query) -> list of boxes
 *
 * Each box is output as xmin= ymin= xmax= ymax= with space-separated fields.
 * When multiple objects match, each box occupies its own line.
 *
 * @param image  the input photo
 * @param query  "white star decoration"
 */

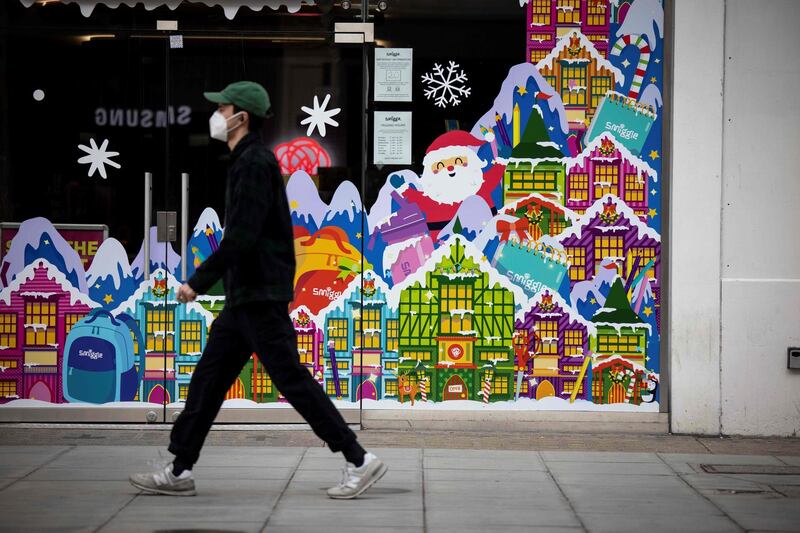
xmin=300 ymin=94 xmax=341 ymax=137
xmin=77 ymin=138 xmax=121 ymax=179
xmin=621 ymin=59 xmax=631 ymax=68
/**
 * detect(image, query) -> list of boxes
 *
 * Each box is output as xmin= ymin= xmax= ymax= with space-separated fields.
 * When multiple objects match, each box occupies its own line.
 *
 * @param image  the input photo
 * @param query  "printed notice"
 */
xmin=374 ymin=111 xmax=411 ymax=165
xmin=374 ymin=48 xmax=413 ymax=102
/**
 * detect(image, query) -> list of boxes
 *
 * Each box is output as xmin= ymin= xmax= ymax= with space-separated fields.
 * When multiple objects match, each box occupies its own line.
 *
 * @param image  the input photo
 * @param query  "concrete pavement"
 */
xmin=0 ymin=429 xmax=799 ymax=532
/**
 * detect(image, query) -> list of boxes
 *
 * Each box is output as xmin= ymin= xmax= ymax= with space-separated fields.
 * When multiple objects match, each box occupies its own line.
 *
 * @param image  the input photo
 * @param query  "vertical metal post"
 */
xmin=181 ymin=172 xmax=189 ymax=282
xmin=144 ymin=172 xmax=152 ymax=279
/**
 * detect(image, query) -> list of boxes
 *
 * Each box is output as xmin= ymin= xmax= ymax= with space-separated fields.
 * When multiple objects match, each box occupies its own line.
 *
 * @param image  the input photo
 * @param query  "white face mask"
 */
xmin=209 ymin=111 xmax=244 ymax=142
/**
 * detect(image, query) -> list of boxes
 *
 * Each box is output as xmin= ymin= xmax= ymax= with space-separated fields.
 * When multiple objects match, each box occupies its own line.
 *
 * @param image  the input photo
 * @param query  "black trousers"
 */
xmin=169 ymin=301 xmax=357 ymax=466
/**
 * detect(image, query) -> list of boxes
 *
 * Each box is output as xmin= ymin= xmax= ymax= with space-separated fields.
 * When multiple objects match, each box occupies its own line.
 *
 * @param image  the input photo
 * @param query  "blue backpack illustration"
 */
xmin=62 ymin=309 xmax=145 ymax=404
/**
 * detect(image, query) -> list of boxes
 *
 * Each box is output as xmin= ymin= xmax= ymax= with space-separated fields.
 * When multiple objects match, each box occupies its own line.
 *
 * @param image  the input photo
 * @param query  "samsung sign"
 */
xmin=94 ymin=106 xmax=192 ymax=128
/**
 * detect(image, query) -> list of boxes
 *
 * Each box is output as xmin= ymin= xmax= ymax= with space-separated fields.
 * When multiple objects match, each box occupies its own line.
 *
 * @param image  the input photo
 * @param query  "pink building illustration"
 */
xmin=0 ymin=260 xmax=97 ymax=404
xmin=527 ymin=0 xmax=611 ymax=64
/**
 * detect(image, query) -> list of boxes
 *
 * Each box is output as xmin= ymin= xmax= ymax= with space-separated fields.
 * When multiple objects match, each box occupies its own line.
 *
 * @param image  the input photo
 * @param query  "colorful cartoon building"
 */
xmin=318 ymin=271 xmax=399 ymax=402
xmin=112 ymin=270 xmax=213 ymax=405
xmin=527 ymin=0 xmax=612 ymax=64
xmin=395 ymin=238 xmax=518 ymax=403
xmin=502 ymin=106 xmax=566 ymax=205
xmin=515 ymin=289 xmax=593 ymax=401
xmin=591 ymin=355 xmax=647 ymax=405
xmin=565 ymin=135 xmax=656 ymax=219
xmin=0 ymin=260 xmax=97 ymax=403
xmin=558 ymin=195 xmax=660 ymax=320
xmin=501 ymin=193 xmax=578 ymax=240
xmin=536 ymin=31 xmax=622 ymax=132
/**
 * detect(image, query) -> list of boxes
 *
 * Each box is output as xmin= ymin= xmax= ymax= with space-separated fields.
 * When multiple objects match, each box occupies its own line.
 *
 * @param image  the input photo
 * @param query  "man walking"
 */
xmin=130 ymin=81 xmax=386 ymax=499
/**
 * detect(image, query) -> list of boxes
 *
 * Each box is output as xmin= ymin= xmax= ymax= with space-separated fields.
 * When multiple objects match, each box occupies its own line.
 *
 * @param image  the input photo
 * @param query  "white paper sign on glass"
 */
xmin=374 ymin=48 xmax=413 ymax=102
xmin=373 ymin=111 xmax=412 ymax=165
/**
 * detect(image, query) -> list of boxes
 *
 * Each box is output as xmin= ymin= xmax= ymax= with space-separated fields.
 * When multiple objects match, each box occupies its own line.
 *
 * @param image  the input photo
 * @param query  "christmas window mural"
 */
xmin=1 ymin=0 xmax=663 ymax=411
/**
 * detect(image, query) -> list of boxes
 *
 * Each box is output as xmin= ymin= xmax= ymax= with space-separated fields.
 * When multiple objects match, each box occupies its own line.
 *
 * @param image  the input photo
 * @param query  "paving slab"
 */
xmin=425 ymin=506 xmax=583 ymax=528
xmin=541 ymin=451 xmax=661 ymax=463
xmin=424 ymin=467 xmax=549 ymax=482
xmin=98 ymin=519 xmax=264 ymax=533
xmin=658 ymin=453 xmax=786 ymax=474
xmin=579 ymin=511 xmax=741 ymax=533
xmin=424 ymin=454 xmax=546 ymax=471
xmin=706 ymin=492 xmax=800 ymax=531
xmin=266 ymin=507 xmax=423 ymax=527
xmin=545 ymin=460 xmax=675 ymax=476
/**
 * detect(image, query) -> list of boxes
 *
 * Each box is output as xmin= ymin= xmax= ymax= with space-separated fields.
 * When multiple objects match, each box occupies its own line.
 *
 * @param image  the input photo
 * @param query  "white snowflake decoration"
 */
xmin=77 ymin=138 xmax=121 ymax=179
xmin=300 ymin=94 xmax=341 ymax=138
xmin=421 ymin=61 xmax=471 ymax=108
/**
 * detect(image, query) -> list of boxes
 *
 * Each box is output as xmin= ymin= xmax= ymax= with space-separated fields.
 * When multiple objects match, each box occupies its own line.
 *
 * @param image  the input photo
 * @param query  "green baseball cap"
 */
xmin=204 ymin=81 xmax=272 ymax=118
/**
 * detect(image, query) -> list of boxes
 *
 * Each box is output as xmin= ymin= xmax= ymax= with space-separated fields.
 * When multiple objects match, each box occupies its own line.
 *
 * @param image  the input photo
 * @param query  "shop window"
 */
xmin=440 ymin=284 xmax=473 ymax=335
xmin=533 ymin=170 xmax=559 ymax=191
xmin=627 ymin=247 xmax=656 ymax=280
xmin=566 ymin=246 xmax=587 ymax=281
xmin=561 ymin=64 xmax=587 ymax=106
xmin=624 ymin=173 xmax=646 ymax=203
xmin=354 ymin=308 xmax=381 ymax=349
xmin=0 ymin=314 xmax=17 ymax=349
xmin=327 ymin=318 xmax=348 ymax=351
xmin=594 ymin=236 xmax=624 ymax=271
xmin=297 ymin=333 xmax=314 ymax=364
xmin=384 ymin=379 xmax=398 ymax=396
xmin=591 ymin=76 xmax=612 ymax=108
xmin=180 ymin=320 xmax=202 ymax=354
xmin=386 ymin=318 xmax=399 ymax=351
xmin=0 ymin=380 xmax=17 ymax=397
xmin=564 ymin=329 xmax=584 ymax=356
xmin=24 ymin=301 xmax=56 ymax=346
xmin=593 ymin=163 xmax=619 ymax=198
xmin=557 ymin=0 xmax=581 ymax=24
xmin=146 ymin=308 xmax=175 ymax=352
xmin=64 ymin=313 xmax=84 ymax=336
xmin=534 ymin=320 xmax=559 ymax=355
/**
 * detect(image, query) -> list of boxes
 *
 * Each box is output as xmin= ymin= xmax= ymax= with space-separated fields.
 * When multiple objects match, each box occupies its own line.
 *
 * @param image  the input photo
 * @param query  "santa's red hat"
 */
xmin=425 ymin=130 xmax=484 ymax=154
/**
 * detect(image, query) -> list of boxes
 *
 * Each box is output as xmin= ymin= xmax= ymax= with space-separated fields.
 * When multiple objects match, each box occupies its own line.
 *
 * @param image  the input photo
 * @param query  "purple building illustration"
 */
xmin=0 ymin=260 xmax=97 ymax=404
xmin=291 ymin=306 xmax=324 ymax=378
xmin=515 ymin=289 xmax=593 ymax=401
xmin=527 ymin=0 xmax=611 ymax=64
xmin=376 ymin=191 xmax=435 ymax=285
xmin=565 ymin=135 xmax=656 ymax=221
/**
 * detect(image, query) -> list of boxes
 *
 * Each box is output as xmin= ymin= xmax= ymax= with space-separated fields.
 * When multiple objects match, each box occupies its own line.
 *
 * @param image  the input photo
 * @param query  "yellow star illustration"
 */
xmin=290 ymin=200 xmax=299 ymax=209
xmin=642 ymin=306 xmax=653 ymax=317
xmin=649 ymin=150 xmax=660 ymax=160
xmin=648 ymin=208 xmax=658 ymax=218
xmin=517 ymin=86 xmax=528 ymax=96
xmin=356 ymin=232 xmax=362 ymax=239
xmin=103 ymin=294 xmax=114 ymax=305
xmin=584 ymin=117 xmax=592 ymax=127
xmin=650 ymin=76 xmax=657 ymax=83
xmin=589 ymin=298 xmax=597 ymax=305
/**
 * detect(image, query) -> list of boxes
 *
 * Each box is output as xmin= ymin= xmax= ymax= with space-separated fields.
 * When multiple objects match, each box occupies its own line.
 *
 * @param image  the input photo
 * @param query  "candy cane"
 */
xmin=610 ymin=34 xmax=651 ymax=100
xmin=624 ymin=369 xmax=638 ymax=403
xmin=482 ymin=371 xmax=493 ymax=404
xmin=420 ymin=377 xmax=428 ymax=402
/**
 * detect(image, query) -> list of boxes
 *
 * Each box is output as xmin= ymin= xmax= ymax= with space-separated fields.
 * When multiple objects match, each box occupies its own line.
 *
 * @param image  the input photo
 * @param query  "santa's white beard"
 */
xmin=420 ymin=162 xmax=483 ymax=205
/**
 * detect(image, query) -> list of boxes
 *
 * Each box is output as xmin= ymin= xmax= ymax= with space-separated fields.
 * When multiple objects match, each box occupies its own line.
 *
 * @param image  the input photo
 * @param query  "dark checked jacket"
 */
xmin=187 ymin=132 xmax=296 ymax=306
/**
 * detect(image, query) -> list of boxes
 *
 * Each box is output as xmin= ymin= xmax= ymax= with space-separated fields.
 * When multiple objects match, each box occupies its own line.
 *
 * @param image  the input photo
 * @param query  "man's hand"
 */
xmin=176 ymin=284 xmax=197 ymax=304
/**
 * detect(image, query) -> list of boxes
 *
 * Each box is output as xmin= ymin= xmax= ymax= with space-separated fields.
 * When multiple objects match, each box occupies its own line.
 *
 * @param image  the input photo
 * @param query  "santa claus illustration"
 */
xmin=389 ymin=130 xmax=503 ymax=240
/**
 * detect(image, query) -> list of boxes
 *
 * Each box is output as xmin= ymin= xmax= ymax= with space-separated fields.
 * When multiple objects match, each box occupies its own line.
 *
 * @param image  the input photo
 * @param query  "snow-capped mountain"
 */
xmin=186 ymin=207 xmax=224 ymax=281
xmin=86 ymin=238 xmax=138 ymax=309
xmin=192 ymin=207 xmax=222 ymax=238
xmin=437 ymin=195 xmax=494 ymax=242
xmin=616 ymin=0 xmax=664 ymax=52
xmin=286 ymin=170 xmax=328 ymax=232
xmin=320 ymin=180 xmax=364 ymax=246
xmin=0 ymin=217 xmax=88 ymax=293
xmin=131 ymin=227 xmax=181 ymax=280
xmin=367 ymin=169 xmax=422 ymax=233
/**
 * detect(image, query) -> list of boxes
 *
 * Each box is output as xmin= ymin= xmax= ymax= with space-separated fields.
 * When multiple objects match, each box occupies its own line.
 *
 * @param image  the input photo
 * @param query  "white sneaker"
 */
xmin=129 ymin=463 xmax=196 ymax=496
xmin=327 ymin=453 xmax=388 ymax=499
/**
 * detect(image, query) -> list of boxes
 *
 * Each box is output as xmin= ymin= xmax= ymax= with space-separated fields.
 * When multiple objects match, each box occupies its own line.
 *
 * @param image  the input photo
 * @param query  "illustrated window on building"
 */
xmin=594 ymin=235 xmax=624 ymax=271
xmin=563 ymin=380 xmax=584 ymax=393
xmin=624 ymin=173 xmax=646 ymax=203
xmin=586 ymin=0 xmax=607 ymax=26
xmin=297 ymin=333 xmax=314 ymax=364
xmin=337 ymin=360 xmax=349 ymax=370
xmin=591 ymin=76 xmax=611 ymax=109
xmin=479 ymin=350 xmax=509 ymax=362
xmin=327 ymin=379 xmax=348 ymax=396
xmin=146 ymin=308 xmax=175 ymax=352
xmin=354 ymin=308 xmax=381 ymax=349
xmin=384 ymin=379 xmax=398 ymax=396
xmin=593 ymin=163 xmax=619 ymax=197
xmin=440 ymin=284 xmax=474 ymax=334
xmin=592 ymin=375 xmax=603 ymax=399
xmin=491 ymin=375 xmax=509 ymax=395
xmin=180 ymin=320 xmax=202 ymax=354
xmin=627 ymin=247 xmax=656 ymax=280
xmin=534 ymin=320 xmax=559 ymax=355
xmin=543 ymin=75 xmax=557 ymax=89
xmin=0 ymin=379 xmax=17 ymax=397
xmin=564 ymin=329 xmax=584 ymax=356
xmin=557 ymin=0 xmax=581 ymax=24
xmin=327 ymin=318 xmax=348 ymax=351
xmin=386 ymin=318 xmax=399 ymax=351
xmin=533 ymin=170 xmax=559 ymax=192
xmin=64 ymin=313 xmax=84 ymax=336
xmin=24 ymin=301 xmax=56 ymax=346
xmin=178 ymin=384 xmax=189 ymax=401
xmin=0 ymin=359 xmax=18 ymax=369
xmin=566 ymin=246 xmax=587 ymax=281
xmin=569 ymin=172 xmax=590 ymax=201
xmin=253 ymin=372 xmax=273 ymax=394
xmin=384 ymin=360 xmax=398 ymax=371
xmin=508 ymin=169 xmax=533 ymax=191
xmin=403 ymin=350 xmax=432 ymax=362
xmin=549 ymin=215 xmax=567 ymax=235
xmin=530 ymin=48 xmax=549 ymax=63
xmin=530 ymin=0 xmax=551 ymax=25
xmin=597 ymin=332 xmax=642 ymax=354
xmin=178 ymin=364 xmax=194 ymax=375
xmin=0 ymin=313 xmax=17 ymax=349
xmin=561 ymin=64 xmax=587 ymax=106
